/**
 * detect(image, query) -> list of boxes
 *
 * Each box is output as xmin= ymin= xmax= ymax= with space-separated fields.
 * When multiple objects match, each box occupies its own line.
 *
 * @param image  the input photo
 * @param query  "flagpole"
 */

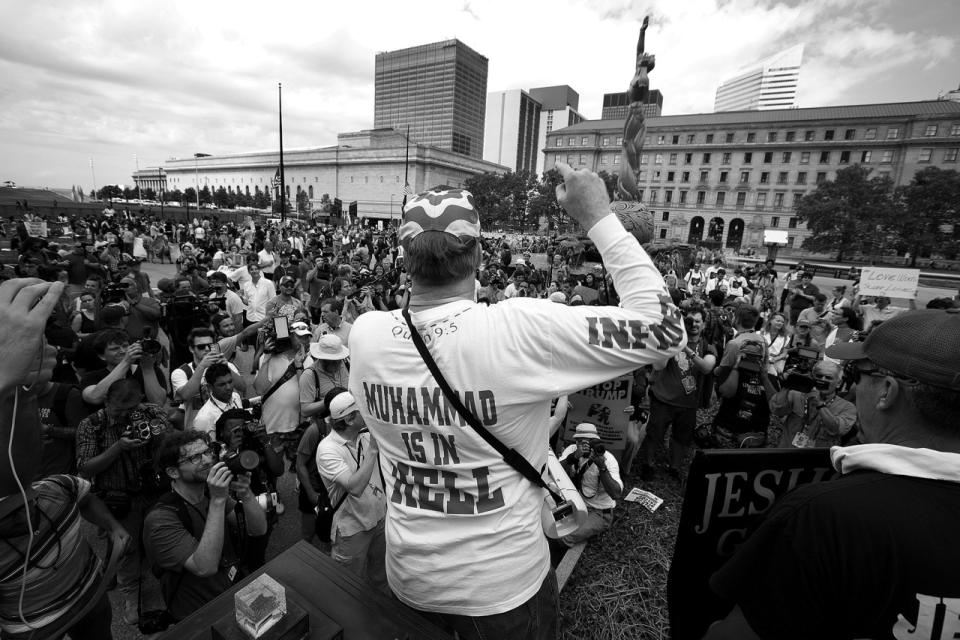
xmin=402 ymin=124 xmax=410 ymax=210
xmin=279 ymin=82 xmax=286 ymax=223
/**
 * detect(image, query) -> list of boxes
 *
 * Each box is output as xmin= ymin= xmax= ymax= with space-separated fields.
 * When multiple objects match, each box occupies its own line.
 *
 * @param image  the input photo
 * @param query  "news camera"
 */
xmin=783 ymin=346 xmax=822 ymax=392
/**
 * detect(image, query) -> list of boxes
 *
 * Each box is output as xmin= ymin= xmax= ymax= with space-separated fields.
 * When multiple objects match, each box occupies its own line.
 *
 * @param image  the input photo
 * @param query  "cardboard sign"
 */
xmin=24 ymin=221 xmax=47 ymax=237
xmin=859 ymin=267 xmax=920 ymax=299
xmin=667 ymin=448 xmax=835 ymax=640
xmin=561 ymin=375 xmax=633 ymax=450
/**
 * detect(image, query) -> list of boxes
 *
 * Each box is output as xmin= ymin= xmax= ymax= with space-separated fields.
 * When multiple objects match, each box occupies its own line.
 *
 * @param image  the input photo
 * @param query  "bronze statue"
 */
xmin=611 ymin=15 xmax=655 ymax=244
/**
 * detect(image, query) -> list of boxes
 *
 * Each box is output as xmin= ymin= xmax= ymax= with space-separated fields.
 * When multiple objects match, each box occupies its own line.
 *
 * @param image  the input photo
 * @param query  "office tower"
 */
xmin=483 ymin=89 xmax=542 ymax=172
xmin=529 ymin=85 xmax=584 ymax=175
xmin=714 ymin=44 xmax=804 ymax=112
xmin=601 ymin=89 xmax=664 ymax=119
xmin=374 ymin=39 xmax=488 ymax=159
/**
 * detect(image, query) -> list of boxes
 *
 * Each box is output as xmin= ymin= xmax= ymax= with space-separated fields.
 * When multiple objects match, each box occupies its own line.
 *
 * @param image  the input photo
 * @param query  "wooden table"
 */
xmin=164 ymin=541 xmax=450 ymax=640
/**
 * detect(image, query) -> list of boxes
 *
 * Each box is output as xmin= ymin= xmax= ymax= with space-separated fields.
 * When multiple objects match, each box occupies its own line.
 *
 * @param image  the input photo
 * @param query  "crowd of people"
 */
xmin=1 ymin=162 xmax=958 ymax=640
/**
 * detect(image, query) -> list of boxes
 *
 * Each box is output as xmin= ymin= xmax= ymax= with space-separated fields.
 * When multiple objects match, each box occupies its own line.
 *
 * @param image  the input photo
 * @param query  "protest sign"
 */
xmin=859 ymin=267 xmax=920 ymax=299
xmin=667 ymin=448 xmax=835 ymax=640
xmin=24 ymin=220 xmax=47 ymax=237
xmin=561 ymin=375 xmax=633 ymax=451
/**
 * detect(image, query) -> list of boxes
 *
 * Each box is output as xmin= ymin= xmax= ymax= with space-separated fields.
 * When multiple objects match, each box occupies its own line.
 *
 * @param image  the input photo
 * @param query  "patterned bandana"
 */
xmin=398 ymin=188 xmax=481 ymax=250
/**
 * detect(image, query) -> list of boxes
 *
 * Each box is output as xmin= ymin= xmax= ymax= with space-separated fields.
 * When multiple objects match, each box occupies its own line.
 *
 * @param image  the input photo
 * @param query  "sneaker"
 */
xmin=122 ymin=599 xmax=139 ymax=626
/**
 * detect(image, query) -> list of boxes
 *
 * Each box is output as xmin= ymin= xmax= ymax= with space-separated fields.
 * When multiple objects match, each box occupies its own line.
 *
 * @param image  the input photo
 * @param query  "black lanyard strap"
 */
xmin=401 ymin=307 xmax=562 ymax=505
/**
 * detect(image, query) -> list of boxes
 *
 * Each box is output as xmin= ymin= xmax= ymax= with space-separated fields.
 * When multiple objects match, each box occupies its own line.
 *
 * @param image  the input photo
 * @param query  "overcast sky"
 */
xmin=2 ymin=0 xmax=957 ymax=191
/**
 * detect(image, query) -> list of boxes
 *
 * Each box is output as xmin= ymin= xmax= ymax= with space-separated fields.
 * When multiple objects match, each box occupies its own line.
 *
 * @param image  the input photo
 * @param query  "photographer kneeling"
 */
xmin=143 ymin=430 xmax=268 ymax=625
xmin=557 ymin=423 xmax=623 ymax=547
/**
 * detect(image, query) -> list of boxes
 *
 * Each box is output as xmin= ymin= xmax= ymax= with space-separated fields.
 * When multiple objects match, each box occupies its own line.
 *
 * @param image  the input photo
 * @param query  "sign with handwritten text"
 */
xmin=859 ymin=267 xmax=920 ymax=299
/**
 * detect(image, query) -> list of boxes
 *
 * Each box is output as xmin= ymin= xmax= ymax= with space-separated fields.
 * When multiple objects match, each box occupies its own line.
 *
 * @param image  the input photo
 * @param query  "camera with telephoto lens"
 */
xmin=783 ymin=346 xmax=822 ymax=392
xmin=210 ymin=440 xmax=261 ymax=476
xmin=736 ymin=341 xmax=765 ymax=374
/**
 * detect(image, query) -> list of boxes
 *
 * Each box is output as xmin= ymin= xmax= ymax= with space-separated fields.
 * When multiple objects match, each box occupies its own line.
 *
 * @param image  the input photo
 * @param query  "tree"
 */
xmin=893 ymin=167 xmax=960 ymax=264
xmin=97 ymin=185 xmax=123 ymax=201
xmin=526 ymin=168 xmax=567 ymax=232
xmin=252 ymin=190 xmax=270 ymax=209
xmin=199 ymin=186 xmax=212 ymax=206
xmin=213 ymin=186 xmax=229 ymax=209
xmin=296 ymin=190 xmax=309 ymax=213
xmin=143 ymin=188 xmax=157 ymax=201
xmin=183 ymin=187 xmax=196 ymax=205
xmin=795 ymin=165 xmax=896 ymax=262
xmin=123 ymin=186 xmax=136 ymax=201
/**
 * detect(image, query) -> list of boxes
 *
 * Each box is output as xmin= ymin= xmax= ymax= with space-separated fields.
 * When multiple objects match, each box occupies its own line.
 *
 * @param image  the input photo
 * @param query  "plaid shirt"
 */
xmin=75 ymin=403 xmax=171 ymax=493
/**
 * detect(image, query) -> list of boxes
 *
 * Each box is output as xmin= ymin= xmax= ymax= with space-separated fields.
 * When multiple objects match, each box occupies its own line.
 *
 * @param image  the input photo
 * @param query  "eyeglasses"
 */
xmin=179 ymin=447 xmax=215 ymax=466
xmin=193 ymin=342 xmax=214 ymax=351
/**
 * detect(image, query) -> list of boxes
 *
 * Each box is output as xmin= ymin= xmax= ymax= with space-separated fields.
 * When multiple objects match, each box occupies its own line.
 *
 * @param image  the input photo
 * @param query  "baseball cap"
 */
xmin=398 ymin=188 xmax=481 ymax=250
xmin=825 ymin=309 xmax=960 ymax=390
xmin=328 ymin=392 xmax=358 ymax=420
xmin=573 ymin=423 xmax=601 ymax=440
xmin=289 ymin=321 xmax=312 ymax=336
xmin=549 ymin=291 xmax=567 ymax=303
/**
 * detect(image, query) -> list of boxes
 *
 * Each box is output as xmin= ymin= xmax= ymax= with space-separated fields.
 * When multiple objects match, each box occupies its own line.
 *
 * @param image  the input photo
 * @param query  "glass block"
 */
xmin=235 ymin=574 xmax=286 ymax=638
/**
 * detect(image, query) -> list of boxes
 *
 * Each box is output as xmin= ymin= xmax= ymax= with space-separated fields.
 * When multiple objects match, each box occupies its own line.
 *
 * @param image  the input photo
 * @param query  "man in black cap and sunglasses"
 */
xmin=704 ymin=309 xmax=960 ymax=640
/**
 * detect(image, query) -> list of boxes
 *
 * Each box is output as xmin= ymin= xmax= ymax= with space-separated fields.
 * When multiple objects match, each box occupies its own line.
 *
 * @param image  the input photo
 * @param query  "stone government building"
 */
xmin=543 ymin=100 xmax=960 ymax=252
xmin=162 ymin=128 xmax=506 ymax=221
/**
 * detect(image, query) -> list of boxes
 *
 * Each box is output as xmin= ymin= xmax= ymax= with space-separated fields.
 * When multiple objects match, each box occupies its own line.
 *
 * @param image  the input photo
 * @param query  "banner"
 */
xmin=666 ymin=448 xmax=835 ymax=640
xmin=859 ymin=267 xmax=920 ymax=299
xmin=561 ymin=375 xmax=633 ymax=450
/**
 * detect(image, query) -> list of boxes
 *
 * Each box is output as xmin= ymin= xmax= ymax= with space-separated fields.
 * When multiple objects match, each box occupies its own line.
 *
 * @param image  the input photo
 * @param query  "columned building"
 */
xmin=131 ymin=168 xmax=167 ymax=194
xmin=542 ymin=100 xmax=960 ymax=252
xmin=161 ymin=129 xmax=506 ymax=220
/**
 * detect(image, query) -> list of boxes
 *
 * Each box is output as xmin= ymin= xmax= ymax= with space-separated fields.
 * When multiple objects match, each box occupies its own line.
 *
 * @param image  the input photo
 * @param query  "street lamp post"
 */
xmin=194 ymin=153 xmax=210 ymax=211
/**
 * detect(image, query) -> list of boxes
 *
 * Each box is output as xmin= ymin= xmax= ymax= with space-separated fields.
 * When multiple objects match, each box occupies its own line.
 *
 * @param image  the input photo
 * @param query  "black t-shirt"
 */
xmin=710 ymin=471 xmax=960 ymax=639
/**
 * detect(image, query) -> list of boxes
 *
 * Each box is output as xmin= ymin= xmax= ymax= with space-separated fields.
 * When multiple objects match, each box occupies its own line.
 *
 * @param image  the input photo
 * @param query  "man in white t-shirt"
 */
xmin=242 ymin=263 xmax=276 ymax=324
xmin=315 ymin=391 xmax=387 ymax=592
xmin=348 ymin=167 xmax=684 ymax=636
xmin=192 ymin=362 xmax=255 ymax=437
xmin=170 ymin=328 xmax=244 ymax=429
xmin=558 ymin=423 xmax=622 ymax=546
xmin=209 ymin=272 xmax=245 ymax=329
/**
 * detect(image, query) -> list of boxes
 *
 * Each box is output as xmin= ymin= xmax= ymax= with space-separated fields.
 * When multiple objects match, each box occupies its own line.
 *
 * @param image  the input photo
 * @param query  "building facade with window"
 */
xmin=601 ymin=89 xmax=664 ymax=119
xmin=542 ymin=100 xmax=960 ymax=251
xmin=374 ymin=39 xmax=488 ymax=159
xmin=161 ymin=128 xmax=506 ymax=220
xmin=483 ymin=89 xmax=542 ymax=173
xmin=131 ymin=168 xmax=167 ymax=195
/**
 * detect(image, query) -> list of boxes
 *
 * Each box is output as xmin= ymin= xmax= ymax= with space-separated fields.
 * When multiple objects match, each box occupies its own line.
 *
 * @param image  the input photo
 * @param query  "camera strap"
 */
xmin=401 ymin=307 xmax=563 ymax=505
xmin=260 ymin=360 xmax=299 ymax=404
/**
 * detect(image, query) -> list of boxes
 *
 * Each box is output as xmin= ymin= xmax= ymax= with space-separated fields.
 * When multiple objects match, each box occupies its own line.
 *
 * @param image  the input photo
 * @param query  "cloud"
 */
xmin=0 ymin=0 xmax=956 ymax=188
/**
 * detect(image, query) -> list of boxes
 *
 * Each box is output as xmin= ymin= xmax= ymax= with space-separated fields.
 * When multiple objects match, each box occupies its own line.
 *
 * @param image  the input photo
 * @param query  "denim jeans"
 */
xmin=414 ymin=567 xmax=559 ymax=640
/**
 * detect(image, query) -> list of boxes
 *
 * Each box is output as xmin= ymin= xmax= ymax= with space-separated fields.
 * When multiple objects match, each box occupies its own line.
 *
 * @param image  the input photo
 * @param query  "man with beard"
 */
xmin=143 ymin=430 xmax=268 ymax=623
xmin=641 ymin=308 xmax=717 ymax=480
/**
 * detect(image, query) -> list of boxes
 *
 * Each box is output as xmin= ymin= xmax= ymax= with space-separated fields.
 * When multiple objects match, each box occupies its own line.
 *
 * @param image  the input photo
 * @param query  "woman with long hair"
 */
xmin=761 ymin=312 xmax=790 ymax=376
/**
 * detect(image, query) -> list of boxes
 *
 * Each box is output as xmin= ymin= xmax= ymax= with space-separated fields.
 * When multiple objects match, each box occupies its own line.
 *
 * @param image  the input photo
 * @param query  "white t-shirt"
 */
xmin=192 ymin=391 xmax=244 ymax=437
xmin=170 ymin=360 xmax=240 ymax=429
xmin=243 ymin=277 xmax=276 ymax=322
xmin=349 ymin=215 xmax=686 ymax=616
xmin=258 ymin=353 xmax=301 ymax=434
xmin=559 ymin=445 xmax=622 ymax=510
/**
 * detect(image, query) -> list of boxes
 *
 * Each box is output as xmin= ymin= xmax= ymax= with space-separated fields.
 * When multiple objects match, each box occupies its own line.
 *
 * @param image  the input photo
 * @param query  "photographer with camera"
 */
xmin=80 ymin=328 xmax=167 ymax=408
xmin=208 ymin=271 xmax=245 ymax=330
xmin=768 ymin=359 xmax=857 ymax=449
xmin=172 ymin=328 xmax=245 ymax=430
xmin=558 ymin=423 xmax=623 ymax=546
xmin=75 ymin=378 xmax=173 ymax=625
xmin=143 ymin=430 xmax=268 ymax=625
xmin=192 ymin=362 xmax=259 ymax=438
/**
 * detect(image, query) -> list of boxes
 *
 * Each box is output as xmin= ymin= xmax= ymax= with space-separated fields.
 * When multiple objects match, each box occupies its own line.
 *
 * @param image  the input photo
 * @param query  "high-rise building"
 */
xmin=374 ymin=39 xmax=488 ymax=159
xmin=714 ymin=44 xmax=804 ymax=112
xmin=601 ymin=89 xmax=664 ymax=119
xmin=483 ymin=89 xmax=542 ymax=173
xmin=529 ymin=85 xmax=584 ymax=175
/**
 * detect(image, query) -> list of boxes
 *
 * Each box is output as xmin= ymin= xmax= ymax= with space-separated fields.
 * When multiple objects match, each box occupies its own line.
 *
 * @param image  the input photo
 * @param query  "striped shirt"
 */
xmin=0 ymin=475 xmax=102 ymax=635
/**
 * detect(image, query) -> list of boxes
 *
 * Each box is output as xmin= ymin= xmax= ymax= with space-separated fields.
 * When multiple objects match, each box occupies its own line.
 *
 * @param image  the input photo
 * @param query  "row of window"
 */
xmin=633 ymin=169 xmax=834 ymax=185
xmin=640 ymin=188 xmax=804 ymax=211
xmin=553 ymin=123 xmax=960 ymax=148
xmin=651 ymin=210 xmax=801 ymax=229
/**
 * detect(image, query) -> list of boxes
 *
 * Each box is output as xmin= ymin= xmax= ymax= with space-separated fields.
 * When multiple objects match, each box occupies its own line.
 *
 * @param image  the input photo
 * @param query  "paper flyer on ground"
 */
xmin=624 ymin=487 xmax=664 ymax=512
